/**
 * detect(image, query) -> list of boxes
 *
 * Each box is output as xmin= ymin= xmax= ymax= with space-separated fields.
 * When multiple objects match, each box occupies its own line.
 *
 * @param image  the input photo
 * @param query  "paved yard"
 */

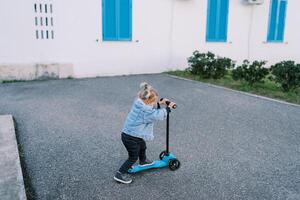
xmin=0 ymin=74 xmax=299 ymax=200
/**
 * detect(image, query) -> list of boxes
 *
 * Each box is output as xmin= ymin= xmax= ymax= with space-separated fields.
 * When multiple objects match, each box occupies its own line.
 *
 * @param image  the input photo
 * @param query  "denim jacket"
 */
xmin=122 ymin=98 xmax=167 ymax=141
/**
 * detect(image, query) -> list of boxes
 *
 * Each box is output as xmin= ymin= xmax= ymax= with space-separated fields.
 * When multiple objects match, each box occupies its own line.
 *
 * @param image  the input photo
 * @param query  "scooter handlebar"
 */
xmin=160 ymin=98 xmax=177 ymax=109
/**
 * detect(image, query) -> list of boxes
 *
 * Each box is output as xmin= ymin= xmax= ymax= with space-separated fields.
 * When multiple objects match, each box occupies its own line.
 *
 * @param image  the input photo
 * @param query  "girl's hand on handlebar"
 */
xmin=159 ymin=98 xmax=169 ymax=106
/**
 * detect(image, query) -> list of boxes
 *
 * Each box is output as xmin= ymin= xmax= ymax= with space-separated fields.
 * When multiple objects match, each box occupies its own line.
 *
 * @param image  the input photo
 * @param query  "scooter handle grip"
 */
xmin=160 ymin=98 xmax=177 ymax=109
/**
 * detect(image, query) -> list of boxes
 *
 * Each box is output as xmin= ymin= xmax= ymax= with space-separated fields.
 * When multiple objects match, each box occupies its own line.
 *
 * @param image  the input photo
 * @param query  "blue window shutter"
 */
xmin=267 ymin=0 xmax=287 ymax=42
xmin=206 ymin=0 xmax=218 ymax=41
xmin=277 ymin=0 xmax=287 ymax=41
xmin=206 ymin=0 xmax=228 ymax=42
xmin=102 ymin=0 xmax=117 ymax=40
xmin=118 ymin=0 xmax=132 ymax=40
xmin=218 ymin=0 xmax=229 ymax=41
xmin=102 ymin=0 xmax=132 ymax=41
xmin=267 ymin=0 xmax=278 ymax=41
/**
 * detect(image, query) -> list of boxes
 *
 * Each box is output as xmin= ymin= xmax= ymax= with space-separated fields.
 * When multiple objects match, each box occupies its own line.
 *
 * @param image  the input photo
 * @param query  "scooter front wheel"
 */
xmin=169 ymin=159 xmax=180 ymax=171
xmin=159 ymin=151 xmax=167 ymax=160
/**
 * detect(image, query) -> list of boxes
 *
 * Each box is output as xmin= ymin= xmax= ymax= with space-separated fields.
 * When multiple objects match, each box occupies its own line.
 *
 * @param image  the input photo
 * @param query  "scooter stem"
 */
xmin=166 ymin=107 xmax=171 ymax=155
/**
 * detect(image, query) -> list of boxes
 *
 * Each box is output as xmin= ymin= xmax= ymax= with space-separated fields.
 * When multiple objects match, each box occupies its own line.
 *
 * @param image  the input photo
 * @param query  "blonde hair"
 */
xmin=138 ymin=82 xmax=158 ymax=103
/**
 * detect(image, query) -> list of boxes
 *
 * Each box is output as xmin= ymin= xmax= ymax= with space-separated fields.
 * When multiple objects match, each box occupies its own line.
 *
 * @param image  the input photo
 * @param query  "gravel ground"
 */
xmin=0 ymin=74 xmax=299 ymax=200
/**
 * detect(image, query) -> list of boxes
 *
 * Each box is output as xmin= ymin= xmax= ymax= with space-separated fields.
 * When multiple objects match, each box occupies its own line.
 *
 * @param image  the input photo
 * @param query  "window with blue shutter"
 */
xmin=267 ymin=0 xmax=287 ymax=42
xmin=102 ymin=0 xmax=132 ymax=41
xmin=206 ymin=0 xmax=229 ymax=42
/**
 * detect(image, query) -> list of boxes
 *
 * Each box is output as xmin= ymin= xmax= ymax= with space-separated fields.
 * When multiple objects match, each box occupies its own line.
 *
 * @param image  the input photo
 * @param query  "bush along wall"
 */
xmin=187 ymin=51 xmax=235 ymax=79
xmin=232 ymin=60 xmax=269 ymax=86
xmin=270 ymin=61 xmax=300 ymax=92
xmin=186 ymin=50 xmax=300 ymax=93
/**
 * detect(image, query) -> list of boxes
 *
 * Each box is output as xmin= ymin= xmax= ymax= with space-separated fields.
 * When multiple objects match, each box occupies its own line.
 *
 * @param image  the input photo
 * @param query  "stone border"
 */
xmin=164 ymin=74 xmax=300 ymax=108
xmin=0 ymin=115 xmax=27 ymax=200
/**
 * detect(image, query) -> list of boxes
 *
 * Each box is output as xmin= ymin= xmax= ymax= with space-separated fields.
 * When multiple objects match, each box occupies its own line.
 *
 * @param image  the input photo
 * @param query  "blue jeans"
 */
xmin=119 ymin=132 xmax=147 ymax=174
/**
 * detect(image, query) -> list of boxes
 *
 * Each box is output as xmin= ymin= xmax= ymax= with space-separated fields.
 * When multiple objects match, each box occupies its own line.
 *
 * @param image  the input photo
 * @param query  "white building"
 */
xmin=0 ymin=0 xmax=299 ymax=79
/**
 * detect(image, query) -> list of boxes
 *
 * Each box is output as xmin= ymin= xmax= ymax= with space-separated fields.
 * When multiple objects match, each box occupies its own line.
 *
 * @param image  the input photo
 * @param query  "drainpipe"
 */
xmin=247 ymin=5 xmax=254 ymax=61
xmin=168 ymin=0 xmax=175 ymax=69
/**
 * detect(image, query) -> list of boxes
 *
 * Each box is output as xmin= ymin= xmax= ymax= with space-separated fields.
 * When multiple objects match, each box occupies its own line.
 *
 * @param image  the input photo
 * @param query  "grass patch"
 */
xmin=166 ymin=70 xmax=300 ymax=105
xmin=2 ymin=80 xmax=27 ymax=84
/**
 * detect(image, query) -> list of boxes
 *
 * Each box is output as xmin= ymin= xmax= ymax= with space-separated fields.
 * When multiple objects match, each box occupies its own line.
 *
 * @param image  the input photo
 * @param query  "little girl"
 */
xmin=114 ymin=82 xmax=175 ymax=184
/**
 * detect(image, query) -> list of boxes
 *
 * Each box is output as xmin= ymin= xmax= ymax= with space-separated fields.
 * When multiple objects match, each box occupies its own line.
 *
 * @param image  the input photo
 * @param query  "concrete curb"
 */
xmin=0 ymin=115 xmax=27 ymax=200
xmin=164 ymin=74 xmax=300 ymax=108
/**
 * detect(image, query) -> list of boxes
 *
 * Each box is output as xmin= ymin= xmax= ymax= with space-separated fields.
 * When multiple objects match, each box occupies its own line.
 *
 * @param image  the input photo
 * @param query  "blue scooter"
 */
xmin=128 ymin=100 xmax=181 ymax=173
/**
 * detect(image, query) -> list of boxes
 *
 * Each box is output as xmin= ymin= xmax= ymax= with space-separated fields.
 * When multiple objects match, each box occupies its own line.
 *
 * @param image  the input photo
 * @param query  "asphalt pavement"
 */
xmin=0 ymin=74 xmax=299 ymax=200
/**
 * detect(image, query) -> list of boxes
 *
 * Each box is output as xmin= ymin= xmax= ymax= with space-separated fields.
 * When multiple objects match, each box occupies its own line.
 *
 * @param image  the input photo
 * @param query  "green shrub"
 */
xmin=270 ymin=61 xmax=300 ymax=92
xmin=187 ymin=51 xmax=213 ymax=77
xmin=214 ymin=56 xmax=234 ymax=79
xmin=187 ymin=51 xmax=234 ymax=79
xmin=232 ymin=60 xmax=269 ymax=86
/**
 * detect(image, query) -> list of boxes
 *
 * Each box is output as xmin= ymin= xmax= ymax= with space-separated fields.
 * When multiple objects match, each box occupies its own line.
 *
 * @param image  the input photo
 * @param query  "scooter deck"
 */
xmin=128 ymin=153 xmax=176 ymax=173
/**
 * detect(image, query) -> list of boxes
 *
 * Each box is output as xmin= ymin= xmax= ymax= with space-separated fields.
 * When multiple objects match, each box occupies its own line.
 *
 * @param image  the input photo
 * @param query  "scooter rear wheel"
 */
xmin=169 ymin=159 xmax=180 ymax=171
xmin=159 ymin=151 xmax=167 ymax=160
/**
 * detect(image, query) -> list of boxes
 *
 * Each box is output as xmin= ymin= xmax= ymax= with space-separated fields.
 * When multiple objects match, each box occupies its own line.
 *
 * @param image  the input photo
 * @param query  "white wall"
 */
xmin=250 ymin=0 xmax=300 ymax=65
xmin=172 ymin=0 xmax=300 ymax=69
xmin=0 ymin=0 xmax=299 ymax=77
xmin=0 ymin=0 xmax=173 ymax=77
xmin=55 ymin=0 xmax=174 ymax=77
